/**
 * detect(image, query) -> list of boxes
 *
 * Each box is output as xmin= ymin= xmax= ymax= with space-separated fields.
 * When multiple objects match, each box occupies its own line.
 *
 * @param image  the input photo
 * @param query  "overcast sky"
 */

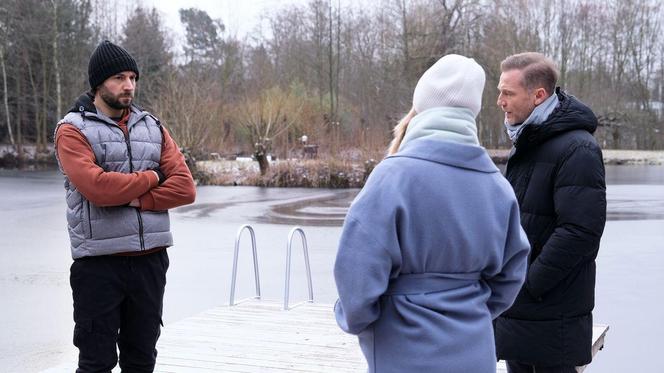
xmin=141 ymin=0 xmax=309 ymax=46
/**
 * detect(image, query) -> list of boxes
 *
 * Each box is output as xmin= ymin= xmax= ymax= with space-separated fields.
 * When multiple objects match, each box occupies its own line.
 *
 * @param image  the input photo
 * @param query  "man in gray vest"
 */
xmin=54 ymin=40 xmax=196 ymax=372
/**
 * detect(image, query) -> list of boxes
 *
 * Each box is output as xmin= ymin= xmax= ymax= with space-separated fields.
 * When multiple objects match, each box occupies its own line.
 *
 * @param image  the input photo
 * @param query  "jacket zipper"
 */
xmin=123 ymin=129 xmax=145 ymax=251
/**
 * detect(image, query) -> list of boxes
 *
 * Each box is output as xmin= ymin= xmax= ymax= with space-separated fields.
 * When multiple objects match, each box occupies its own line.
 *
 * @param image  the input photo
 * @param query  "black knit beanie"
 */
xmin=88 ymin=40 xmax=140 ymax=90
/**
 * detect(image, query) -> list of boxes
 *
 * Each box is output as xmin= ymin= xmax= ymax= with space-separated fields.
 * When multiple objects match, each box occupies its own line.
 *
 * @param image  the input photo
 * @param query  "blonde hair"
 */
xmin=387 ymin=108 xmax=417 ymax=155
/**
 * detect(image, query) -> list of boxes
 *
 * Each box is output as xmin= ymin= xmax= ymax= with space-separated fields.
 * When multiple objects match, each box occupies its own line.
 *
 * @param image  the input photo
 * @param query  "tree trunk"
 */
xmin=24 ymin=48 xmax=42 ymax=152
xmin=0 ymin=44 xmax=14 ymax=146
xmin=41 ymin=47 xmax=49 ymax=152
xmin=51 ymin=0 xmax=62 ymax=122
xmin=334 ymin=0 xmax=340 ymax=125
xmin=254 ymin=142 xmax=270 ymax=175
xmin=399 ymin=0 xmax=410 ymax=77
xmin=15 ymin=60 xmax=23 ymax=160
xmin=328 ymin=0 xmax=335 ymax=124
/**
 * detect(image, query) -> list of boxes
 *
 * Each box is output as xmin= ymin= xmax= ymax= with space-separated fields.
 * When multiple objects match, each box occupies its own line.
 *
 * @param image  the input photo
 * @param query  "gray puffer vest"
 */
xmin=55 ymin=93 xmax=173 ymax=259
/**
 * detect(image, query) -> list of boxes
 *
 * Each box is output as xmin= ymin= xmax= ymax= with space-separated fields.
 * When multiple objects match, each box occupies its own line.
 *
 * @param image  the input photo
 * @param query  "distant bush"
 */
xmin=0 ymin=145 xmax=58 ymax=170
xmin=196 ymin=156 xmax=380 ymax=188
xmin=246 ymin=158 xmax=378 ymax=188
xmin=194 ymin=148 xmax=521 ymax=187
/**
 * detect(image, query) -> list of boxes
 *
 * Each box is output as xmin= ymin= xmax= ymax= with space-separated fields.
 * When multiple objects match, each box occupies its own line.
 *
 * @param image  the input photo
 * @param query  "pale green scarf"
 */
xmin=399 ymin=107 xmax=480 ymax=151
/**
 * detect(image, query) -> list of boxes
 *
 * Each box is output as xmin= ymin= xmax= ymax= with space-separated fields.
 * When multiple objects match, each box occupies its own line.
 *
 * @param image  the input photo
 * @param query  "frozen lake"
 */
xmin=0 ymin=165 xmax=663 ymax=372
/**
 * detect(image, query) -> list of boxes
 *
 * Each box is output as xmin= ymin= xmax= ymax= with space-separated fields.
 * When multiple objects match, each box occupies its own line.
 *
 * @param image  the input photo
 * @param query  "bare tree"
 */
xmin=121 ymin=6 xmax=173 ymax=107
xmin=0 ymin=24 xmax=14 ymax=146
xmin=0 ymin=0 xmax=663 ymax=161
xmin=51 ymin=0 xmax=62 ymax=123
xmin=151 ymin=70 xmax=222 ymax=153
xmin=234 ymin=86 xmax=304 ymax=174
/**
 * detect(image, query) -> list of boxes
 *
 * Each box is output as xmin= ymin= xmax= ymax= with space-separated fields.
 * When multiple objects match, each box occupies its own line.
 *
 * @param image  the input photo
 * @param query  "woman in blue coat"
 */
xmin=334 ymin=54 xmax=530 ymax=373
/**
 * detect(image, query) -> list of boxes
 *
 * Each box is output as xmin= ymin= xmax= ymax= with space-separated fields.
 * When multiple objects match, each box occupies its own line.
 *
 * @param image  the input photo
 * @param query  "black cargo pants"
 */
xmin=70 ymin=249 xmax=169 ymax=373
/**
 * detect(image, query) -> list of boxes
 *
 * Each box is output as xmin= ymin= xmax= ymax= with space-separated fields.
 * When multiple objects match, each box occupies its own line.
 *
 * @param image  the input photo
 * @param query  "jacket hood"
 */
xmin=389 ymin=138 xmax=499 ymax=173
xmin=516 ymin=88 xmax=598 ymax=150
xmin=68 ymin=92 xmax=97 ymax=114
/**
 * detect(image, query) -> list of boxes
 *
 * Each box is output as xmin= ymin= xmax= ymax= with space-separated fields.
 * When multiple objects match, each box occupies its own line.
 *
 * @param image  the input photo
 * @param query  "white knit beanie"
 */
xmin=412 ymin=54 xmax=486 ymax=117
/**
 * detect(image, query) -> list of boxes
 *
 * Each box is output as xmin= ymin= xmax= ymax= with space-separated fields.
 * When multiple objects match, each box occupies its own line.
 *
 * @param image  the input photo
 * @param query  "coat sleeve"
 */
xmin=55 ymin=124 xmax=159 ymax=206
xmin=526 ymin=143 xmax=606 ymax=299
xmin=334 ymin=213 xmax=396 ymax=335
xmin=333 ymin=163 xmax=403 ymax=335
xmin=137 ymin=126 xmax=196 ymax=210
xmin=485 ymin=200 xmax=530 ymax=319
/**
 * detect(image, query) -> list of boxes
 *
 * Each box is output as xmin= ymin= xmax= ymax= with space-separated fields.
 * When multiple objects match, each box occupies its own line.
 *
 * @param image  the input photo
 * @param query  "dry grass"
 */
xmin=192 ymin=148 xmax=664 ymax=187
xmin=484 ymin=148 xmax=664 ymax=165
xmin=246 ymin=158 xmax=378 ymax=188
xmin=196 ymin=157 xmax=378 ymax=187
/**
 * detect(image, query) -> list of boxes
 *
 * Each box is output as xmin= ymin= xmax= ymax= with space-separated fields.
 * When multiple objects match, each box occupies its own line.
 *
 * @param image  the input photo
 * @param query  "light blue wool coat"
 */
xmin=334 ymin=112 xmax=530 ymax=373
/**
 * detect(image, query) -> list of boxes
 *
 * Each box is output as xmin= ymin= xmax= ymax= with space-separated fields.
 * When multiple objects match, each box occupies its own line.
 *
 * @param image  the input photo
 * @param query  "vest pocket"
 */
xmin=83 ymin=200 xmax=92 ymax=239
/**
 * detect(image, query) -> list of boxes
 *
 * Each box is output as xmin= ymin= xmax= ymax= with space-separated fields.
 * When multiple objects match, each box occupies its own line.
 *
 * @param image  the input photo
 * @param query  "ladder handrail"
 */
xmin=229 ymin=224 xmax=261 ymax=306
xmin=283 ymin=227 xmax=314 ymax=310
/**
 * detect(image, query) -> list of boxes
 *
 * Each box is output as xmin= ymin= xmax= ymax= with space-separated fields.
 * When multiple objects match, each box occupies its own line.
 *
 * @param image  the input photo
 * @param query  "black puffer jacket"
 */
xmin=494 ymin=88 xmax=607 ymax=366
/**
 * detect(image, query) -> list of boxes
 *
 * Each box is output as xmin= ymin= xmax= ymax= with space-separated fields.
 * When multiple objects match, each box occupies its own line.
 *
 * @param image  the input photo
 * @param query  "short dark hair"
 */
xmin=500 ymin=52 xmax=559 ymax=95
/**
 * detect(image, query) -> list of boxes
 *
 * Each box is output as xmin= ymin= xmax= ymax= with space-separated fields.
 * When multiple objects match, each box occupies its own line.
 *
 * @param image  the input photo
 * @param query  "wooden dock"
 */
xmin=154 ymin=301 xmax=363 ymax=372
xmin=43 ymin=300 xmax=608 ymax=372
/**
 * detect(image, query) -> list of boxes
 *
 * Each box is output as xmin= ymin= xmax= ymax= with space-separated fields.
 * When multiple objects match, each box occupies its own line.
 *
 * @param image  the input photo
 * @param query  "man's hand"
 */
xmin=150 ymin=170 xmax=160 ymax=184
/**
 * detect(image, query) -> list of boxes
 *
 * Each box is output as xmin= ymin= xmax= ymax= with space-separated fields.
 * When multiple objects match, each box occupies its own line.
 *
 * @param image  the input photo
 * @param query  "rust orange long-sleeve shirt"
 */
xmin=55 ymin=110 xmax=196 ymax=211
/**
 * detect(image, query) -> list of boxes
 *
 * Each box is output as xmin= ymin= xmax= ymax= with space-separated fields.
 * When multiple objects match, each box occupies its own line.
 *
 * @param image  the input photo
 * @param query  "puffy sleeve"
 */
xmin=55 ymin=123 xmax=158 ymax=206
xmin=526 ymin=143 xmax=606 ymax=298
xmin=137 ymin=125 xmax=196 ymax=210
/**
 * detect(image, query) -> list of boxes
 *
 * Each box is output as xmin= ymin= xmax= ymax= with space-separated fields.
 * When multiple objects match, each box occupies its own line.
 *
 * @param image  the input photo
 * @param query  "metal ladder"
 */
xmin=229 ymin=225 xmax=314 ymax=310
xmin=229 ymin=224 xmax=260 ymax=306
xmin=283 ymin=227 xmax=314 ymax=310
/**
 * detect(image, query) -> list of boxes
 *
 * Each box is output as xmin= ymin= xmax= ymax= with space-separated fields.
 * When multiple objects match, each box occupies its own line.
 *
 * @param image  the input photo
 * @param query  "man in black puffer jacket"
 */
xmin=494 ymin=52 xmax=607 ymax=373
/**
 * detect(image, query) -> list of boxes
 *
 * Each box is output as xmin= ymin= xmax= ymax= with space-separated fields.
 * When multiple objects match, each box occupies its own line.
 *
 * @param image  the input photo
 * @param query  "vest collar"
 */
xmin=68 ymin=92 xmax=150 ymax=127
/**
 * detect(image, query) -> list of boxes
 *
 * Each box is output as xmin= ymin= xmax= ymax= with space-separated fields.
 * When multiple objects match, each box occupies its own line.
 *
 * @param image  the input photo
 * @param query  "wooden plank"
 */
xmin=42 ymin=301 xmax=608 ymax=373
xmin=576 ymin=324 xmax=609 ymax=373
xmin=153 ymin=301 xmax=365 ymax=373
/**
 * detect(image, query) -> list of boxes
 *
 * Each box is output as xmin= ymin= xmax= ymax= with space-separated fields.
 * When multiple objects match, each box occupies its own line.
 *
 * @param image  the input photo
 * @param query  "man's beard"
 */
xmin=100 ymin=87 xmax=133 ymax=110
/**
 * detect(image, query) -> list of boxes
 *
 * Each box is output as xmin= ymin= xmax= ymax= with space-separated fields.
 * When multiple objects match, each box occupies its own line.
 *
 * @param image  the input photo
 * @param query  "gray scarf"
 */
xmin=504 ymin=93 xmax=560 ymax=143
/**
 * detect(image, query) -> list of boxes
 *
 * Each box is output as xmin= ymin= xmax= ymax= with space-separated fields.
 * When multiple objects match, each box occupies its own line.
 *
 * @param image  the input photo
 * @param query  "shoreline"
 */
xmin=196 ymin=149 xmax=664 ymax=187
xmin=488 ymin=149 xmax=664 ymax=166
xmin=598 ymin=149 xmax=664 ymax=165
xmin=2 ymin=147 xmax=663 ymax=187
